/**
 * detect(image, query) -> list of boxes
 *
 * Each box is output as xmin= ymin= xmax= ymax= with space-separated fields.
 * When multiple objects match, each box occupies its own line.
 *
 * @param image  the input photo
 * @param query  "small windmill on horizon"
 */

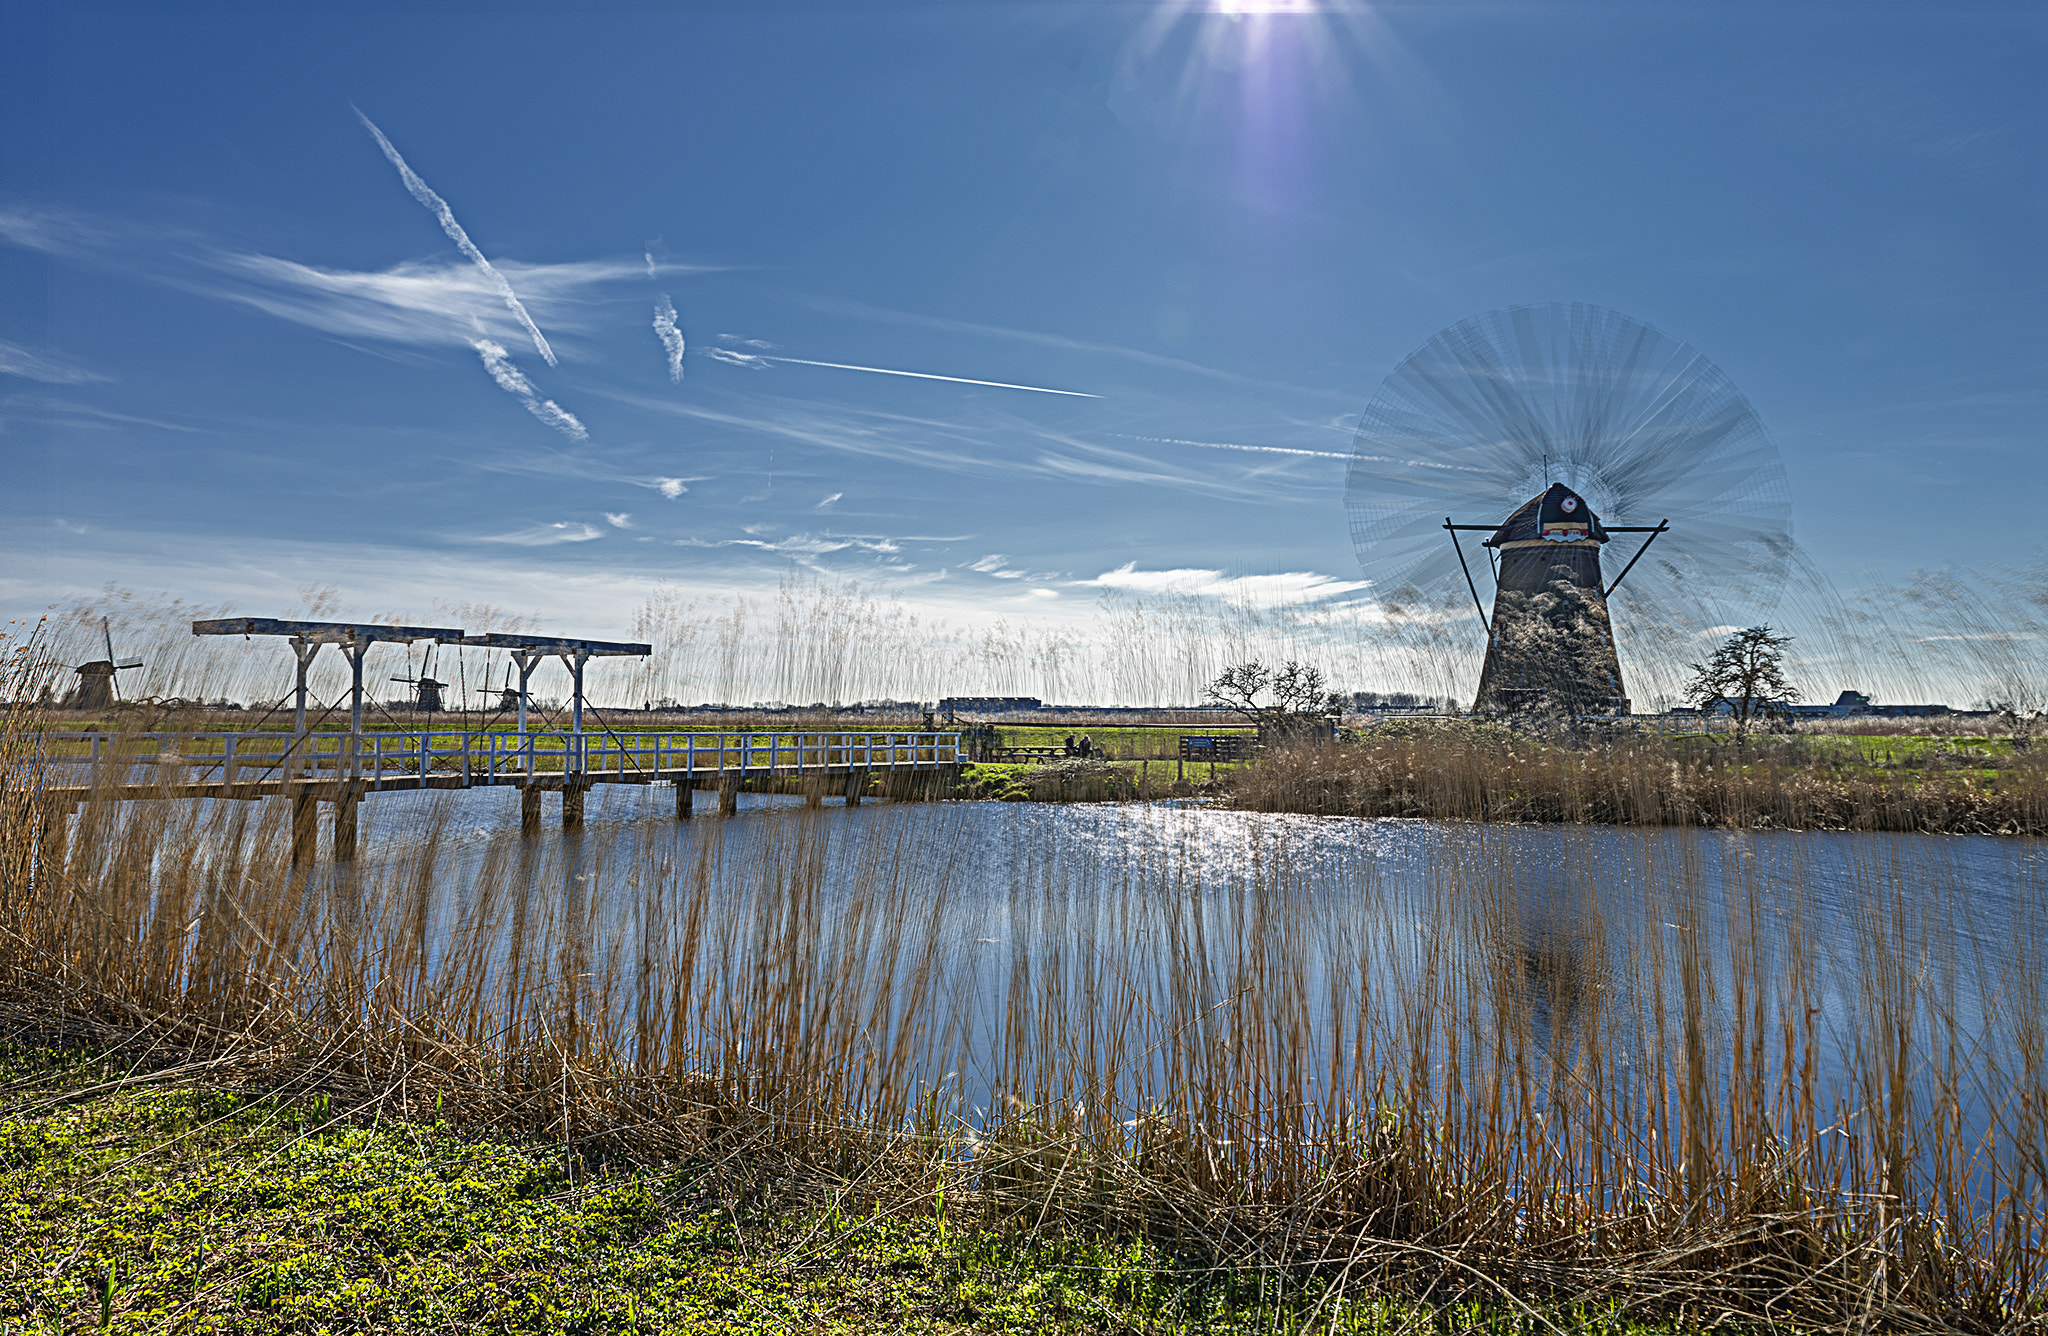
xmin=65 ymin=618 xmax=144 ymax=710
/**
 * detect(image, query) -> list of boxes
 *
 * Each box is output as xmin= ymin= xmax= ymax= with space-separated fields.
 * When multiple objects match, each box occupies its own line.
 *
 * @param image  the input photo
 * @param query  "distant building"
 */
xmin=938 ymin=696 xmax=1043 ymax=715
xmin=1680 ymin=690 xmax=1950 ymax=720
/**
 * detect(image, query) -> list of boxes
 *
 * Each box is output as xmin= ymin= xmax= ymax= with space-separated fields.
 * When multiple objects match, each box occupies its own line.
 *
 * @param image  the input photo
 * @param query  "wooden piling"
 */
xmin=844 ymin=770 xmax=865 ymax=806
xmin=674 ymin=780 xmax=693 ymax=819
xmin=717 ymin=773 xmax=741 ymax=816
xmin=333 ymin=788 xmax=360 ymax=860
xmin=290 ymin=790 xmax=318 ymax=865
xmin=562 ymin=785 xmax=585 ymax=827
xmin=520 ymin=786 xmax=542 ymax=832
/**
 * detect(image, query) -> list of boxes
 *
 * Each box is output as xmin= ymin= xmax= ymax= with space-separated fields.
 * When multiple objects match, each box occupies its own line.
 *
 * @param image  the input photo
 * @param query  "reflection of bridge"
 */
xmin=36 ymin=729 xmax=963 ymax=862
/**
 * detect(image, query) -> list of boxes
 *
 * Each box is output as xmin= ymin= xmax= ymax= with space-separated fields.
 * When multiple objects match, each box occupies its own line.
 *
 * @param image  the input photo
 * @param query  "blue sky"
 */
xmin=4 ymin=1 xmax=2043 ymax=682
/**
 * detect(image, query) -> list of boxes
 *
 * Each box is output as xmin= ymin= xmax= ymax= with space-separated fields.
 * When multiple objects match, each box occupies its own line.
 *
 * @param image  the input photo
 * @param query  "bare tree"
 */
xmin=1204 ymin=660 xmax=1339 ymax=740
xmin=1980 ymin=673 xmax=2045 ymax=751
xmin=1683 ymin=626 xmax=1799 ymax=741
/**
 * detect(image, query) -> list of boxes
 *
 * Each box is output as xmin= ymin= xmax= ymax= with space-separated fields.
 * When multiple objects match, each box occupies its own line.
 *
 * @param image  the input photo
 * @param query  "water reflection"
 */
xmin=322 ymin=789 xmax=2045 ymax=1201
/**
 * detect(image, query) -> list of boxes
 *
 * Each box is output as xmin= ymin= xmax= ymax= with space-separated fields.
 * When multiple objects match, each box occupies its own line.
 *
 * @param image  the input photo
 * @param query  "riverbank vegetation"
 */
xmin=1226 ymin=720 xmax=2048 ymax=835
xmin=5 ymin=626 xmax=2046 ymax=1334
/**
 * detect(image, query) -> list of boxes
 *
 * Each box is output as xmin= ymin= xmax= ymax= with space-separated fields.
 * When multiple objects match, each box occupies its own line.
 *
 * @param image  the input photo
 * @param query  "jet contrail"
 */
xmin=764 ymin=356 xmax=1096 ymax=398
xmin=1121 ymin=433 xmax=1349 ymax=459
xmin=653 ymin=295 xmax=685 ymax=382
xmin=354 ymin=106 xmax=558 ymax=367
xmin=474 ymin=339 xmax=587 ymax=439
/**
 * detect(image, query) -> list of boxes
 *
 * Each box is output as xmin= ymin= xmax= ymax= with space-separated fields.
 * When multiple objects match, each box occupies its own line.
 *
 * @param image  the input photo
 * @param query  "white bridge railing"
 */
xmin=41 ymin=731 xmax=962 ymax=789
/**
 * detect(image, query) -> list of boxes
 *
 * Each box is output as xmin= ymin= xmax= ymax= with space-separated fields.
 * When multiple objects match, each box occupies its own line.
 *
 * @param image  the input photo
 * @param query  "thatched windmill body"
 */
xmin=1455 ymin=482 xmax=1667 ymax=714
xmin=1347 ymin=303 xmax=1791 ymax=716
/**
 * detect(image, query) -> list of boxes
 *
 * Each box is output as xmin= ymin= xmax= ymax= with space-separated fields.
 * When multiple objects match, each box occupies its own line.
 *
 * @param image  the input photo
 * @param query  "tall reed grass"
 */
xmin=1231 ymin=727 xmax=2048 ymax=837
xmin=52 ymin=558 xmax=2043 ymax=720
xmin=5 ymin=631 xmax=2045 ymax=1332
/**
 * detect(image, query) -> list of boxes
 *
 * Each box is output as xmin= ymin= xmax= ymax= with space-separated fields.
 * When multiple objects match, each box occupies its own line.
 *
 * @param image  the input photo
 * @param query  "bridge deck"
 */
xmin=32 ymin=729 xmax=963 ymax=804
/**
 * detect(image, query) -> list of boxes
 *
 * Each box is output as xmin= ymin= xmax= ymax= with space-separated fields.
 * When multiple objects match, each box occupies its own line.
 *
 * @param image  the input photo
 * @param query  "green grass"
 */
xmin=982 ymin=725 xmax=1252 ymax=761
xmin=0 ymin=1043 xmax=1678 ymax=1336
xmin=1663 ymin=731 xmax=2028 ymax=782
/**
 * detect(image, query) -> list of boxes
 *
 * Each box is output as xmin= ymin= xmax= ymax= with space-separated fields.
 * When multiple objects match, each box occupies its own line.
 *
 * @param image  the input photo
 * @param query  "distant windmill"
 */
xmin=67 ymin=618 xmax=144 ymax=710
xmin=389 ymin=644 xmax=447 ymax=714
xmin=471 ymin=661 xmax=524 ymax=714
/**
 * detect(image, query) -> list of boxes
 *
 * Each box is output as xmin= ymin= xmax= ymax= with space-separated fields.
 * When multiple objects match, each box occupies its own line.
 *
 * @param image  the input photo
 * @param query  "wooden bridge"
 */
xmin=33 ymin=729 xmax=964 ymax=862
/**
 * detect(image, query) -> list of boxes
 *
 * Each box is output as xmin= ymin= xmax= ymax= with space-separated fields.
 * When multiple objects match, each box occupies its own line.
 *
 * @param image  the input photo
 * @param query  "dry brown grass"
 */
xmin=4 ymin=628 xmax=2046 ymax=1334
xmin=1230 ymin=727 xmax=2048 ymax=836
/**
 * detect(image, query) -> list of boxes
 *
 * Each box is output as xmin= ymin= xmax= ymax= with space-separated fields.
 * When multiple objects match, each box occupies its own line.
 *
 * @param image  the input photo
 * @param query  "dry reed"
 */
xmin=1230 ymin=727 xmax=2048 ymax=837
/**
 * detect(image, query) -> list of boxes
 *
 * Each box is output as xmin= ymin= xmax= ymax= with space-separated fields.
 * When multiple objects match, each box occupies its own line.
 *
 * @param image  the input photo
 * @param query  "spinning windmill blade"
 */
xmin=1345 ymin=303 xmax=1795 ymax=712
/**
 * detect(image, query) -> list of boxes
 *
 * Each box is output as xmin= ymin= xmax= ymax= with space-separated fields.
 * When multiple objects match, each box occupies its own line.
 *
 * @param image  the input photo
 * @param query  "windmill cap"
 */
xmin=1485 ymin=482 xmax=1608 ymax=547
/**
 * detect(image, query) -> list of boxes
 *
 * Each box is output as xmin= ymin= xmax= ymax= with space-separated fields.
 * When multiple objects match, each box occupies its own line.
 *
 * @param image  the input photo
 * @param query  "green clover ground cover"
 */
xmin=0 ymin=1042 xmax=1698 ymax=1335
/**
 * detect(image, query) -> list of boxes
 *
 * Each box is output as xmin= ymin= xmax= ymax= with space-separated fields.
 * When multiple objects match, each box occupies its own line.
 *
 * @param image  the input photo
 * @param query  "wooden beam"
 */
xmin=193 ymin=617 xmax=463 ymax=644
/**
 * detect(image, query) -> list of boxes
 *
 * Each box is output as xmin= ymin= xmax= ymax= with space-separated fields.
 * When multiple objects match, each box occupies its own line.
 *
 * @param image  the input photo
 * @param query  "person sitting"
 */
xmin=1064 ymin=733 xmax=1076 ymax=755
xmin=1078 ymin=734 xmax=1093 ymax=758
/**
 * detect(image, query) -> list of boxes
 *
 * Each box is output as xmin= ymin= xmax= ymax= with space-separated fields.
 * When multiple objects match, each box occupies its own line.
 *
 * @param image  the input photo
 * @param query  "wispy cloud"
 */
xmin=969 ymin=554 xmax=1026 ymax=579
xmin=814 ymin=492 xmax=842 ymax=510
xmin=592 ymin=387 xmax=1310 ymax=503
xmin=605 ymin=512 xmax=633 ymax=528
xmin=1079 ymin=563 xmax=1371 ymax=605
xmin=704 ymin=347 xmax=770 ymax=370
xmin=0 ymin=339 xmax=109 ymax=384
xmin=760 ymin=355 xmax=1098 ymax=398
xmin=353 ymin=107 xmax=559 ymax=367
xmin=472 ymin=339 xmax=588 ymax=440
xmin=218 ymin=252 xmax=644 ymax=350
xmin=653 ymin=295 xmax=685 ymax=382
xmin=675 ymin=532 xmax=859 ymax=557
xmin=474 ymin=521 xmax=607 ymax=546
xmin=651 ymin=477 xmax=690 ymax=499
xmin=793 ymin=292 xmax=1357 ymax=402
xmin=1116 ymin=432 xmax=1350 ymax=461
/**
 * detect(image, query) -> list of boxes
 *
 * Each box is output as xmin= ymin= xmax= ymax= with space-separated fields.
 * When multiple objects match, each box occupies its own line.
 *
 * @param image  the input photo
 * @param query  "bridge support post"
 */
xmin=674 ymin=780 xmax=693 ymax=819
xmin=562 ymin=785 xmax=585 ymax=827
xmin=804 ymin=776 xmax=823 ymax=809
xmin=520 ymin=786 xmax=541 ymax=833
xmin=844 ymin=770 xmax=865 ymax=806
xmin=291 ymin=789 xmax=318 ymax=865
xmin=717 ymin=773 xmax=740 ymax=816
xmin=333 ymin=789 xmax=360 ymax=860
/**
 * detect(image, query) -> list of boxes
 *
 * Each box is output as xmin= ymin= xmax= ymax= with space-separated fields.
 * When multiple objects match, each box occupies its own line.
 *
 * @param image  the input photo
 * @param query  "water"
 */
xmin=308 ymin=788 xmax=2046 ymax=1199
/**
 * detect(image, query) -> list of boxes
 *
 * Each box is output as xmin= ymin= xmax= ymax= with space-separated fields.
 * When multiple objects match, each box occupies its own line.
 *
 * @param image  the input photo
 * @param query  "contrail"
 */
xmin=653 ymin=295 xmax=685 ymax=382
xmin=1120 ymin=433 xmax=1349 ymax=459
xmin=354 ymin=107 xmax=558 ymax=367
xmin=764 ymin=356 xmax=1096 ymax=398
xmin=473 ymin=339 xmax=587 ymax=439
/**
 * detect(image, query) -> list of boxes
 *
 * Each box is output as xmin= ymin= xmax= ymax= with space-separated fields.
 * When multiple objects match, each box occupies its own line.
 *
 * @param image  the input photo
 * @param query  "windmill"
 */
xmin=470 ymin=660 xmax=524 ymax=714
xmin=389 ymin=643 xmax=448 ymax=714
xmin=1345 ymin=303 xmax=1792 ymax=716
xmin=66 ymin=618 xmax=144 ymax=710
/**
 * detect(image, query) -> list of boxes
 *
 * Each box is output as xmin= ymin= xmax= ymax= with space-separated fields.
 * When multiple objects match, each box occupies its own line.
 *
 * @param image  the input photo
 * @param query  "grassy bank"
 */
xmin=1227 ymin=722 xmax=2048 ymax=834
xmin=1 ymin=1035 xmax=1718 ymax=1335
